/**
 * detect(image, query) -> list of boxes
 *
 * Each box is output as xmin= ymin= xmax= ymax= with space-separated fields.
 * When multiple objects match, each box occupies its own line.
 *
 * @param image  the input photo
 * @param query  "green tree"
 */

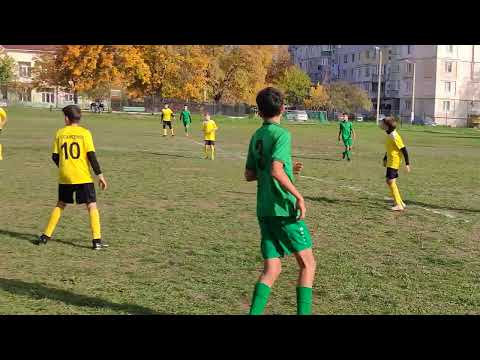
xmin=274 ymin=65 xmax=311 ymax=106
xmin=326 ymin=82 xmax=372 ymax=114
xmin=304 ymin=83 xmax=331 ymax=110
xmin=0 ymin=53 xmax=16 ymax=99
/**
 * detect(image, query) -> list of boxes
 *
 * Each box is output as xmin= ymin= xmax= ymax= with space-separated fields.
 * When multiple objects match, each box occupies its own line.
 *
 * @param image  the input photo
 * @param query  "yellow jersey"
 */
xmin=162 ymin=108 xmax=174 ymax=121
xmin=203 ymin=119 xmax=218 ymax=141
xmin=385 ymin=130 xmax=406 ymax=169
xmin=52 ymin=126 xmax=96 ymax=184
xmin=0 ymin=107 xmax=6 ymax=128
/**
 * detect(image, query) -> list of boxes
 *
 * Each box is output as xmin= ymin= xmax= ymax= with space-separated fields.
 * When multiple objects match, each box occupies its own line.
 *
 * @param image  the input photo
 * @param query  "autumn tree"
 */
xmin=266 ymin=45 xmax=292 ymax=84
xmin=304 ymin=83 xmax=331 ymax=110
xmin=203 ymin=45 xmax=275 ymax=105
xmin=326 ymin=82 xmax=372 ymax=114
xmin=33 ymin=45 xmax=150 ymax=104
xmin=274 ymin=65 xmax=311 ymax=106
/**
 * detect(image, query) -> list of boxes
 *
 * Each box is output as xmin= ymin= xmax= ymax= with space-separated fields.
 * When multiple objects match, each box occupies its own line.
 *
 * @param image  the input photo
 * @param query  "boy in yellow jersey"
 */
xmin=38 ymin=105 xmax=109 ymax=249
xmin=380 ymin=116 xmax=411 ymax=211
xmin=202 ymin=112 xmax=218 ymax=160
xmin=161 ymin=104 xmax=175 ymax=137
xmin=0 ymin=107 xmax=7 ymax=160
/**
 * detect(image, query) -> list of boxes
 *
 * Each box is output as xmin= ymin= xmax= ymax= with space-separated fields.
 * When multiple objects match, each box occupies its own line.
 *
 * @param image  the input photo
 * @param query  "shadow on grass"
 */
xmin=0 ymin=278 xmax=159 ymax=314
xmin=367 ymin=198 xmax=480 ymax=214
xmin=304 ymin=196 xmax=342 ymax=204
xmin=147 ymin=152 xmax=198 ymax=159
xmin=293 ymin=155 xmax=342 ymax=162
xmin=0 ymin=229 xmax=91 ymax=249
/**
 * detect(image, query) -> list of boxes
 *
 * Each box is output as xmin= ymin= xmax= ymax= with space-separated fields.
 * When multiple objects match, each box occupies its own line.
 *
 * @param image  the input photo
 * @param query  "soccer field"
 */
xmin=0 ymin=106 xmax=479 ymax=314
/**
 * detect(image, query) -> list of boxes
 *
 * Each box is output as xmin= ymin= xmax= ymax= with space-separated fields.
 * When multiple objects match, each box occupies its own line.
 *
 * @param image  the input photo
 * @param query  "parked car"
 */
xmin=285 ymin=110 xmax=308 ymax=122
xmin=412 ymin=116 xmax=436 ymax=126
xmin=356 ymin=115 xmax=364 ymax=122
xmin=0 ymin=100 xmax=7 ymax=107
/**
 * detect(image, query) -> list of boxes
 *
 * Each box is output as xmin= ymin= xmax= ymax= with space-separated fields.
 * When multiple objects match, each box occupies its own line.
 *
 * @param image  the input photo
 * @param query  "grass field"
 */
xmin=0 ymin=106 xmax=479 ymax=315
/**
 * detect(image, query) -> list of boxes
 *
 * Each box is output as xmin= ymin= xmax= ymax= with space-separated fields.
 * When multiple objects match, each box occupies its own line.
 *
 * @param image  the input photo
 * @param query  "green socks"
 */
xmin=297 ymin=286 xmax=313 ymax=315
xmin=249 ymin=282 xmax=271 ymax=315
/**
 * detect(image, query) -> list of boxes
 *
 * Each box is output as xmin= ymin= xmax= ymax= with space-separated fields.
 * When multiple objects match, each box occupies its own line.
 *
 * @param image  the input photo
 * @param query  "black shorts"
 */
xmin=59 ymin=183 xmax=97 ymax=204
xmin=204 ymin=140 xmax=215 ymax=145
xmin=162 ymin=121 xmax=172 ymax=129
xmin=386 ymin=167 xmax=399 ymax=180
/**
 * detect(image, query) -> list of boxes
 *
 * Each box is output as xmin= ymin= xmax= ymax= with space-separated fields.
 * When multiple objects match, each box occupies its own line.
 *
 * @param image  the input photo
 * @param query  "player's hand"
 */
xmin=296 ymin=196 xmax=306 ymax=221
xmin=293 ymin=161 xmax=304 ymax=176
xmin=405 ymin=165 xmax=411 ymax=173
xmin=383 ymin=159 xmax=387 ymax=167
xmin=98 ymin=174 xmax=108 ymax=191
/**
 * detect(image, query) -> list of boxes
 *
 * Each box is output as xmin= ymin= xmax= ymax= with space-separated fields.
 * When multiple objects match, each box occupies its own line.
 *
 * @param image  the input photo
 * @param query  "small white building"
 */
xmin=0 ymin=45 xmax=91 ymax=109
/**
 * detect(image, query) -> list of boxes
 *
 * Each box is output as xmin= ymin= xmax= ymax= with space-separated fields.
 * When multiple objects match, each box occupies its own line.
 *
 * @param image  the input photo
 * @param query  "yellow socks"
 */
xmin=388 ymin=181 xmax=403 ymax=206
xmin=204 ymin=145 xmax=209 ymax=159
xmin=211 ymin=146 xmax=215 ymax=160
xmin=43 ymin=207 xmax=63 ymax=237
xmin=0 ymin=143 xmax=2 ymax=160
xmin=89 ymin=208 xmax=102 ymax=240
xmin=163 ymin=129 xmax=167 ymax=136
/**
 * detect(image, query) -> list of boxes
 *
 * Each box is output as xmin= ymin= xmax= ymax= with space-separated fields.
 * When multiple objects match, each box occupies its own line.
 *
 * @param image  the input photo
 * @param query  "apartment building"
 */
xmin=0 ymin=45 xmax=90 ymax=108
xmin=288 ymin=45 xmax=336 ymax=84
xmin=290 ymin=44 xmax=480 ymax=127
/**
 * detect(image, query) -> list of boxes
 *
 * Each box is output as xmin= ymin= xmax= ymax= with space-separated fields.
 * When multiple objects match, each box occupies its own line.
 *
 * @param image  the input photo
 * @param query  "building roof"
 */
xmin=0 ymin=45 xmax=57 ymax=52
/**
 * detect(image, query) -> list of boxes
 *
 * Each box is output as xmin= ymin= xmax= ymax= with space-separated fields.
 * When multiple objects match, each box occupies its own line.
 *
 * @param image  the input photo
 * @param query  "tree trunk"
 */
xmin=73 ymin=90 xmax=78 ymax=105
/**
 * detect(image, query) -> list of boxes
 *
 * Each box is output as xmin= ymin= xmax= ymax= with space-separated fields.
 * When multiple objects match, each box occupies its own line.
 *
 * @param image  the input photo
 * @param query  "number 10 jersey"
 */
xmin=52 ymin=126 xmax=96 ymax=184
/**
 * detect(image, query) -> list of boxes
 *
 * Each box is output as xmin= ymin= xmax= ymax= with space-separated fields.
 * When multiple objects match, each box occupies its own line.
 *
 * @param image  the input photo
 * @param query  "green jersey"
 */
xmin=246 ymin=122 xmax=296 ymax=217
xmin=180 ymin=110 xmax=192 ymax=123
xmin=339 ymin=120 xmax=353 ymax=140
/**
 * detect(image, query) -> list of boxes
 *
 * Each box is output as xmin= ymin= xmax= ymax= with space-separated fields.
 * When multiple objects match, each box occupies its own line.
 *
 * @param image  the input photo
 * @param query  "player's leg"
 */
xmin=249 ymin=217 xmax=283 ymax=315
xmin=163 ymin=121 xmax=167 ymax=136
xmin=210 ymin=142 xmax=215 ymax=160
xmin=204 ymin=141 xmax=209 ymax=159
xmin=170 ymin=122 xmax=175 ymax=136
xmin=249 ymin=257 xmax=281 ymax=315
xmin=0 ymin=143 xmax=3 ymax=160
xmin=77 ymin=183 xmax=107 ymax=249
xmin=347 ymin=145 xmax=352 ymax=161
xmin=293 ymin=248 xmax=316 ymax=315
xmin=386 ymin=177 xmax=404 ymax=211
xmin=40 ymin=200 xmax=67 ymax=244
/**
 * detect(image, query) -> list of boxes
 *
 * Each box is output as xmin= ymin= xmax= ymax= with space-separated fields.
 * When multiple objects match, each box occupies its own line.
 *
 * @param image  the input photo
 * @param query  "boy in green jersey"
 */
xmin=245 ymin=87 xmax=316 ymax=315
xmin=338 ymin=113 xmax=356 ymax=161
xmin=179 ymin=105 xmax=192 ymax=137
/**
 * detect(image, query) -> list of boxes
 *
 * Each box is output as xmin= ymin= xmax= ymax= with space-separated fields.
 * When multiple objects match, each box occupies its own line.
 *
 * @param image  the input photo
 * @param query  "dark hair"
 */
xmin=256 ymin=87 xmax=284 ymax=118
xmin=342 ymin=113 xmax=348 ymax=116
xmin=62 ymin=105 xmax=81 ymax=122
xmin=383 ymin=116 xmax=397 ymax=130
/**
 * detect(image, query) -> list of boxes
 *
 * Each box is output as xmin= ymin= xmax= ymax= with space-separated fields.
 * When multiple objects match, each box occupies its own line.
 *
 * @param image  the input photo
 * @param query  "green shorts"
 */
xmin=258 ymin=216 xmax=313 ymax=259
xmin=342 ymin=138 xmax=352 ymax=147
xmin=182 ymin=120 xmax=191 ymax=128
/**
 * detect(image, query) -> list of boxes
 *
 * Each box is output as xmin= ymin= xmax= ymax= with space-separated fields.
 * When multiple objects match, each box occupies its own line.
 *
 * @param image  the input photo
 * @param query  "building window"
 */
xmin=405 ymin=100 xmax=411 ymax=110
xmin=365 ymin=67 xmax=370 ymax=77
xmin=351 ymin=53 xmax=355 ymax=62
xmin=18 ymin=62 xmax=32 ymax=78
xmin=407 ymin=45 xmax=412 ymax=55
xmin=318 ymin=65 xmax=321 ymax=71
xmin=407 ymin=63 xmax=414 ymax=73
xmin=343 ymin=70 xmax=347 ymax=78
xmin=366 ymin=50 xmax=370 ymax=59
xmin=447 ymin=45 xmax=454 ymax=53
xmin=64 ymin=94 xmax=74 ymax=101
xmin=443 ymin=100 xmax=450 ymax=112
xmin=42 ymin=91 xmax=55 ymax=104
xmin=444 ymin=81 xmax=452 ymax=94
xmin=392 ymin=64 xmax=400 ymax=73
xmin=351 ymin=69 xmax=354 ymax=80
xmin=445 ymin=61 xmax=453 ymax=73
xmin=344 ymin=55 xmax=348 ymax=63
xmin=17 ymin=89 xmax=32 ymax=102
xmin=396 ymin=80 xmax=400 ymax=89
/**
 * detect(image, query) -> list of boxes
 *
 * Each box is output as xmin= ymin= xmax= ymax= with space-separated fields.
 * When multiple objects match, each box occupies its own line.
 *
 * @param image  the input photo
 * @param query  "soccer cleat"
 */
xmin=391 ymin=205 xmax=405 ymax=211
xmin=37 ymin=234 xmax=50 ymax=245
xmin=92 ymin=239 xmax=109 ymax=250
xmin=402 ymin=202 xmax=407 ymax=208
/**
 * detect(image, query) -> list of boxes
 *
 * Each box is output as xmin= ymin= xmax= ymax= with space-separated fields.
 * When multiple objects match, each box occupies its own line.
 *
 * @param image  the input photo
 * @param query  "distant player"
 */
xmin=0 ymin=107 xmax=7 ymax=160
xmin=179 ymin=105 xmax=192 ymax=137
xmin=161 ymin=104 xmax=175 ymax=137
xmin=245 ymin=87 xmax=316 ymax=315
xmin=338 ymin=113 xmax=355 ymax=161
xmin=202 ymin=112 xmax=218 ymax=160
xmin=380 ymin=116 xmax=411 ymax=211
xmin=38 ymin=105 xmax=109 ymax=249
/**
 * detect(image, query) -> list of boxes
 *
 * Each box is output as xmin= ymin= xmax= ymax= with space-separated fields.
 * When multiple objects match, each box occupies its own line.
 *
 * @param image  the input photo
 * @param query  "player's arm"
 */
xmin=382 ymin=153 xmax=387 ymax=167
xmin=400 ymin=147 xmax=411 ymax=172
xmin=338 ymin=125 xmax=341 ymax=141
xmin=271 ymin=161 xmax=306 ymax=220
xmin=244 ymin=137 xmax=257 ymax=182
xmin=351 ymin=127 xmax=356 ymax=140
xmin=87 ymin=151 xmax=108 ymax=190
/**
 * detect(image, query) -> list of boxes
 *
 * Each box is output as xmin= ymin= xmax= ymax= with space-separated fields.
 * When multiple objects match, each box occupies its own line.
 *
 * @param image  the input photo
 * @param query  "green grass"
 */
xmin=0 ymin=106 xmax=479 ymax=314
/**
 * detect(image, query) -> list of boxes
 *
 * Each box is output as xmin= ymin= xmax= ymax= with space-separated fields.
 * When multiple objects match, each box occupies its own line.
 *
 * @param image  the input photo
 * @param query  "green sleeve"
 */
xmin=245 ymin=136 xmax=256 ymax=170
xmin=272 ymin=131 xmax=291 ymax=164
